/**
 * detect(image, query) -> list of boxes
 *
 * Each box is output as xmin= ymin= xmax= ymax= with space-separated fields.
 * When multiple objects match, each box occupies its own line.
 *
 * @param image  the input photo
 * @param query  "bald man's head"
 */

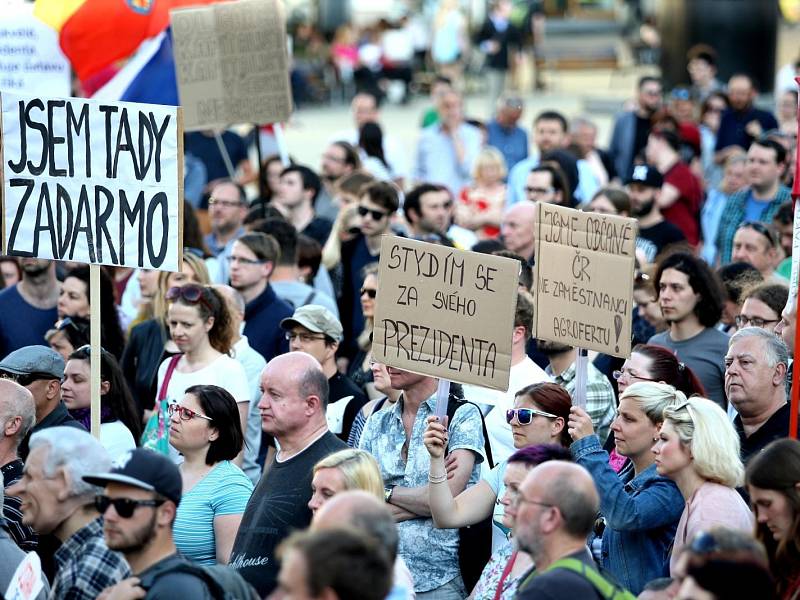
xmin=522 ymin=461 xmax=598 ymax=538
xmin=0 ymin=379 xmax=36 ymax=446
xmin=312 ymin=491 xmax=398 ymax=562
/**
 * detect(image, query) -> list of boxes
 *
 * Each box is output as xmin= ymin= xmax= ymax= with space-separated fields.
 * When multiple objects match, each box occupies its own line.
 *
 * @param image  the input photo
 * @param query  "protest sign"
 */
xmin=1 ymin=92 xmax=183 ymax=271
xmin=0 ymin=4 xmax=70 ymax=97
xmin=171 ymin=0 xmax=292 ymax=131
xmin=533 ymin=203 xmax=637 ymax=358
xmin=372 ymin=236 xmax=519 ymax=391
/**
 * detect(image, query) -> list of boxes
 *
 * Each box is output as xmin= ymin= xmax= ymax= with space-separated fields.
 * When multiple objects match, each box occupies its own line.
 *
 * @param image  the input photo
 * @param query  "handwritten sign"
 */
xmin=1 ymin=92 xmax=183 ymax=271
xmin=373 ymin=236 xmax=519 ymax=391
xmin=533 ymin=203 xmax=636 ymax=358
xmin=171 ymin=0 xmax=293 ymax=130
xmin=0 ymin=4 xmax=70 ymax=97
xmin=5 ymin=552 xmax=44 ymax=600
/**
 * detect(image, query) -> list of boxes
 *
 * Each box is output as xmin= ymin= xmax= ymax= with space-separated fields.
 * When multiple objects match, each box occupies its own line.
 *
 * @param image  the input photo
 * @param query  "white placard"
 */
xmin=1 ymin=91 xmax=183 ymax=271
xmin=4 ymin=551 xmax=44 ymax=600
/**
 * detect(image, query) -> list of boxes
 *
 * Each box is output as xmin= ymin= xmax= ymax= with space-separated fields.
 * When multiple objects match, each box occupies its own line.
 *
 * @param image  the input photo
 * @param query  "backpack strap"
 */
xmin=446 ymin=397 xmax=495 ymax=469
xmin=302 ymin=289 xmax=317 ymax=306
xmin=544 ymin=558 xmax=636 ymax=600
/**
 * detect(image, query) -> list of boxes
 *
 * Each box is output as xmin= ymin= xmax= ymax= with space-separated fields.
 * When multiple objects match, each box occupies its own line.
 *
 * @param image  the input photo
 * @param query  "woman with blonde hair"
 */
xmin=121 ymin=252 xmax=211 ymax=417
xmin=568 ymin=382 xmax=685 ymax=594
xmin=308 ymin=448 xmax=384 ymax=512
xmin=652 ymin=397 xmax=753 ymax=574
xmin=457 ymin=147 xmax=507 ymax=240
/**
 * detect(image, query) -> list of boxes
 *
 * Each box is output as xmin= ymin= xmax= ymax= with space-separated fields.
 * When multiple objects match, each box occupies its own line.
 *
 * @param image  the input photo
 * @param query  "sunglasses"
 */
xmin=357 ymin=205 xmax=389 ymax=221
xmin=360 ymin=288 xmax=377 ymax=299
xmin=0 ymin=371 xmax=57 ymax=386
xmin=166 ymin=284 xmax=212 ymax=309
xmin=740 ymin=221 xmax=776 ymax=247
xmin=505 ymin=407 xmax=558 ymax=425
xmin=94 ymin=495 xmax=165 ymax=518
xmin=56 ymin=317 xmax=89 ymax=334
xmin=73 ymin=344 xmax=111 ymax=360
xmin=168 ymin=403 xmax=213 ymax=422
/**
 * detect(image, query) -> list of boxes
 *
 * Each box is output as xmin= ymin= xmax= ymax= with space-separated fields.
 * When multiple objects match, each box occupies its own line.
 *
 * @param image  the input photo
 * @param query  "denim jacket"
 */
xmin=571 ymin=435 xmax=684 ymax=595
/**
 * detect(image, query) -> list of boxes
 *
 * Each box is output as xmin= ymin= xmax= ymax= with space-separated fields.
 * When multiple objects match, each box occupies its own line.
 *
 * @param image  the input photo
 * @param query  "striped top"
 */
xmin=173 ymin=461 xmax=254 ymax=565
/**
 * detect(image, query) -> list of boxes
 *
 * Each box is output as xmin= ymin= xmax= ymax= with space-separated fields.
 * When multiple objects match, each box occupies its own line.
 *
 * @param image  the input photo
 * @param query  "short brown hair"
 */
xmin=361 ymin=181 xmax=400 ymax=213
xmin=336 ymin=171 xmax=375 ymax=198
xmin=515 ymin=291 xmax=534 ymax=341
xmin=237 ymin=232 xmax=280 ymax=264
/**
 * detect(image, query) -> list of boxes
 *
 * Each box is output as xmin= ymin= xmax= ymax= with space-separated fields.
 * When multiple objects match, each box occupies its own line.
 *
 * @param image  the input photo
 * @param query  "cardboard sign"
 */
xmin=787 ymin=199 xmax=800 ymax=307
xmin=171 ymin=0 xmax=293 ymax=130
xmin=533 ymin=203 xmax=636 ymax=358
xmin=372 ymin=236 xmax=519 ymax=391
xmin=1 ymin=92 xmax=183 ymax=271
xmin=0 ymin=4 xmax=71 ymax=97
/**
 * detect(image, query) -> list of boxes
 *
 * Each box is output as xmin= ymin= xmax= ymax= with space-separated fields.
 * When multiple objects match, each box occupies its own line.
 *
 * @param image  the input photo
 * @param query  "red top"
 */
xmin=663 ymin=161 xmax=703 ymax=246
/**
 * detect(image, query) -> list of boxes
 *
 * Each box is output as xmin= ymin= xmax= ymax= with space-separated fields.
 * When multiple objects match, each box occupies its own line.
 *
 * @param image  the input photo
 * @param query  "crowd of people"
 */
xmin=2 ymin=6 xmax=800 ymax=599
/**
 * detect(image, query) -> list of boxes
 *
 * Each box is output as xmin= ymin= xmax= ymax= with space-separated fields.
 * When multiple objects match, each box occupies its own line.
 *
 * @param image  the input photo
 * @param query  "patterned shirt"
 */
xmin=51 ymin=517 xmax=131 ymax=600
xmin=2 ymin=459 xmax=37 ymax=551
xmin=547 ymin=361 xmax=616 ymax=444
xmin=715 ymin=185 xmax=791 ymax=265
xmin=359 ymin=394 xmax=485 ymax=593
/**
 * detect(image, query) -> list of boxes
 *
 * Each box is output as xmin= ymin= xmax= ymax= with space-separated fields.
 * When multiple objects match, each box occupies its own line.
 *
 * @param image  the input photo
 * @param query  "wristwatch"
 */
xmin=384 ymin=486 xmax=395 ymax=503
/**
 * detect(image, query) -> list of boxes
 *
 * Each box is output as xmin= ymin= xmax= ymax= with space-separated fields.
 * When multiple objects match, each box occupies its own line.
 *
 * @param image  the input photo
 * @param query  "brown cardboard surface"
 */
xmin=372 ymin=235 xmax=519 ymax=391
xmin=533 ymin=203 xmax=637 ymax=358
xmin=171 ymin=0 xmax=293 ymax=130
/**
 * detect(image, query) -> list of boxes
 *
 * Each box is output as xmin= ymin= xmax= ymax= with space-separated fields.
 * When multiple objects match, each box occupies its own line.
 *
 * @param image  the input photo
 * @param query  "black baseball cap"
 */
xmin=83 ymin=448 xmax=182 ymax=506
xmin=624 ymin=164 xmax=664 ymax=188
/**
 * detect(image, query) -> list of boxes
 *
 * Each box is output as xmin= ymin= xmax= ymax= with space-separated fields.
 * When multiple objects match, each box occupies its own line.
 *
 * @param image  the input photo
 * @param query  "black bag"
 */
xmin=445 ymin=387 xmax=495 ymax=592
xmin=140 ymin=559 xmax=259 ymax=600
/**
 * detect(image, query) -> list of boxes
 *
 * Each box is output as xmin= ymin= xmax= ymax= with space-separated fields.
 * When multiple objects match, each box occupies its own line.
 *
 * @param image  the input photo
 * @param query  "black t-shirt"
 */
xmin=639 ymin=220 xmax=686 ymax=257
xmin=327 ymin=373 xmax=369 ymax=443
xmin=633 ymin=114 xmax=652 ymax=167
xmin=230 ymin=431 xmax=347 ymax=597
xmin=137 ymin=554 xmax=213 ymax=599
xmin=302 ymin=216 xmax=334 ymax=247
xmin=735 ymin=402 xmax=791 ymax=465
xmin=516 ymin=549 xmax=606 ymax=600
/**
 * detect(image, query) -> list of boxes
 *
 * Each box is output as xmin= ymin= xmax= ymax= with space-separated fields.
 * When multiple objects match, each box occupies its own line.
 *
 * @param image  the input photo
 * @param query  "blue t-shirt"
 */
xmin=173 ymin=461 xmax=253 ymax=565
xmin=743 ymin=191 xmax=772 ymax=223
xmin=0 ymin=285 xmax=58 ymax=358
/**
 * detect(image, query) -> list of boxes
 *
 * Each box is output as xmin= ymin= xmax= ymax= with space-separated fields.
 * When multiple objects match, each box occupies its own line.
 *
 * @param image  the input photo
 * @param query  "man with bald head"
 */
xmin=515 ymin=461 xmax=615 ymax=599
xmin=313 ymin=491 xmax=414 ymax=600
xmin=230 ymin=351 xmax=347 ymax=597
xmin=0 ymin=379 xmax=37 ymax=551
xmin=501 ymin=201 xmax=537 ymax=265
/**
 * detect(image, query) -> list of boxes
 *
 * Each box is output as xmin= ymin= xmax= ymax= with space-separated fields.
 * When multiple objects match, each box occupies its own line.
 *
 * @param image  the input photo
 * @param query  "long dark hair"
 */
xmin=655 ymin=252 xmax=725 ymax=328
xmin=65 ymin=266 xmax=126 ymax=359
xmin=69 ymin=346 xmax=143 ymax=442
xmin=185 ymin=385 xmax=244 ymax=465
xmin=358 ymin=122 xmax=388 ymax=168
xmin=746 ymin=438 xmax=800 ymax=598
xmin=631 ymin=343 xmax=706 ymax=397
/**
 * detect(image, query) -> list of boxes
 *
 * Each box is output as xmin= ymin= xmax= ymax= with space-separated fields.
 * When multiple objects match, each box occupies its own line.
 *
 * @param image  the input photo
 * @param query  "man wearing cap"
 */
xmin=230 ymin=352 xmax=347 ymax=597
xmin=626 ymin=164 xmax=686 ymax=264
xmin=89 ymin=448 xmax=219 ymax=599
xmin=6 ymin=427 xmax=130 ymax=598
xmin=281 ymin=305 xmax=368 ymax=443
xmin=0 ymin=346 xmax=84 ymax=461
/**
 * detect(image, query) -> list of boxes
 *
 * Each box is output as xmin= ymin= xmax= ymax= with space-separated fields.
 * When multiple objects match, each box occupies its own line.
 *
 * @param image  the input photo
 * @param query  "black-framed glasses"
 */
xmin=208 ymin=197 xmax=244 ymax=209
xmin=357 ymin=205 xmax=389 ymax=221
xmin=505 ymin=407 xmax=558 ymax=425
xmin=525 ymin=186 xmax=555 ymax=195
xmin=0 ymin=370 xmax=58 ymax=386
xmin=740 ymin=221 xmax=777 ymax=248
xmin=285 ymin=331 xmax=327 ymax=343
xmin=360 ymin=288 xmax=377 ymax=299
xmin=94 ymin=495 xmax=165 ymax=518
xmin=735 ymin=314 xmax=781 ymax=329
xmin=612 ymin=369 xmax=659 ymax=383
xmin=167 ymin=403 xmax=213 ymax=422
xmin=226 ymin=255 xmax=266 ymax=266
xmin=166 ymin=284 xmax=211 ymax=309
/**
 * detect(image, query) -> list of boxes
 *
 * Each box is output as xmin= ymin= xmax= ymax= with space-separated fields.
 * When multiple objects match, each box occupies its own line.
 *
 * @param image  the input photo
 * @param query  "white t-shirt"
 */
xmin=101 ymin=421 xmax=137 ymax=462
xmin=156 ymin=353 xmax=250 ymax=406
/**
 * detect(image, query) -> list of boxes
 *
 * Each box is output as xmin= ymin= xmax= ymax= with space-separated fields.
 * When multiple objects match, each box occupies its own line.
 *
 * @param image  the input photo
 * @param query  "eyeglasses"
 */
xmin=285 ymin=331 xmax=327 ymax=343
xmin=673 ymin=400 xmax=696 ymax=423
xmin=740 ymin=221 xmax=777 ymax=247
xmin=735 ymin=314 xmax=780 ymax=329
xmin=165 ymin=284 xmax=212 ymax=309
xmin=208 ymin=198 xmax=244 ymax=209
xmin=525 ymin=186 xmax=555 ymax=196
xmin=357 ymin=205 xmax=389 ymax=221
xmin=72 ymin=344 xmax=111 ymax=359
xmin=56 ymin=317 xmax=89 ymax=334
xmin=360 ymin=288 xmax=377 ymax=299
xmin=167 ymin=403 xmax=214 ymax=422
xmin=689 ymin=531 xmax=720 ymax=555
xmin=0 ymin=371 xmax=57 ymax=387
xmin=94 ymin=495 xmax=165 ymax=518
xmin=505 ymin=407 xmax=558 ymax=425
xmin=512 ymin=493 xmax=554 ymax=509
xmin=612 ymin=369 xmax=659 ymax=383
xmin=226 ymin=255 xmax=267 ymax=266
xmin=322 ymin=153 xmax=346 ymax=163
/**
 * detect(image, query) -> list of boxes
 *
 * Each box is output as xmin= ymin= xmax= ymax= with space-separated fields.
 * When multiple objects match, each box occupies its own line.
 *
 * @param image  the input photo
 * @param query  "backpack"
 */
xmin=520 ymin=557 xmax=637 ymax=600
xmin=445 ymin=387 xmax=495 ymax=592
xmin=140 ymin=559 xmax=260 ymax=600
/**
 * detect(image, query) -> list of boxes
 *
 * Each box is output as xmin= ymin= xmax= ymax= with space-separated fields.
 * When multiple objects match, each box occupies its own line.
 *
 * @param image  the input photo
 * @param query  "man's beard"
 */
xmin=632 ymin=199 xmax=655 ymax=219
xmin=537 ymin=339 xmax=573 ymax=356
xmin=21 ymin=262 xmax=50 ymax=278
xmin=107 ymin=511 xmax=158 ymax=554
